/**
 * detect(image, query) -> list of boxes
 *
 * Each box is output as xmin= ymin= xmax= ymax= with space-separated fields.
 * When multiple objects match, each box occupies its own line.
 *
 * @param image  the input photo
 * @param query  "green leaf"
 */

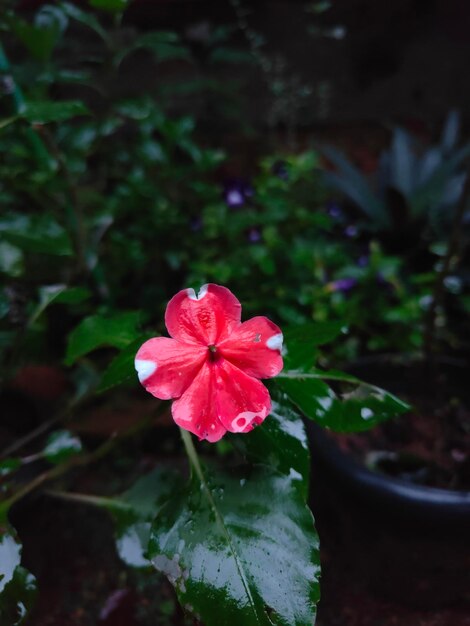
xmin=9 ymin=6 xmax=68 ymax=61
xmin=60 ymin=2 xmax=109 ymax=42
xmin=276 ymin=370 xmax=410 ymax=432
xmin=89 ymin=0 xmax=129 ymax=12
xmin=283 ymin=321 xmax=346 ymax=371
xmin=0 ymin=214 xmax=73 ymax=256
xmin=441 ymin=110 xmax=460 ymax=153
xmin=0 ymin=117 xmax=18 ymax=131
xmin=0 ymin=459 xmax=21 ymax=478
xmin=114 ymin=32 xmax=190 ymax=66
xmin=0 ymin=242 xmax=23 ymax=277
xmin=233 ymin=388 xmax=310 ymax=499
xmin=321 ymin=144 xmax=390 ymax=227
xmin=149 ymin=463 xmax=320 ymax=626
xmin=54 ymin=468 xmax=182 ymax=568
xmin=42 ymin=430 xmax=82 ymax=464
xmin=22 ymin=100 xmax=89 ymax=124
xmin=65 ymin=312 xmax=141 ymax=365
xmin=29 ymin=285 xmax=90 ymax=326
xmin=410 ymin=143 xmax=470 ymax=217
xmin=0 ymin=532 xmax=20 ymax=585
xmin=98 ymin=334 xmax=153 ymax=392
xmin=389 ymin=127 xmax=415 ymax=197
xmin=0 ymin=527 xmax=37 ymax=625
xmin=111 ymin=468 xmax=184 ymax=568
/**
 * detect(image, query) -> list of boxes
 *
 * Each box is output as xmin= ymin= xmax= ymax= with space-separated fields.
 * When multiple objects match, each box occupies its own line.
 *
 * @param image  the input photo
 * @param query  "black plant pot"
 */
xmin=307 ymin=421 xmax=470 ymax=610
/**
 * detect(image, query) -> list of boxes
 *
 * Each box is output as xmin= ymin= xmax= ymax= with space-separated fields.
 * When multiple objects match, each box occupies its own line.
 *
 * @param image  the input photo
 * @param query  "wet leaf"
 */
xmin=43 ymin=430 xmax=82 ymax=464
xmin=0 ymin=214 xmax=73 ymax=256
xmin=65 ymin=311 xmax=141 ymax=365
xmin=149 ymin=463 xmax=320 ymax=626
xmin=233 ymin=387 xmax=310 ymax=498
xmin=22 ymin=100 xmax=89 ymax=124
xmin=0 ymin=527 xmax=37 ymax=625
xmin=283 ymin=321 xmax=346 ymax=371
xmin=98 ymin=334 xmax=153 ymax=393
xmin=29 ymin=285 xmax=90 ymax=325
xmin=0 ymin=242 xmax=23 ymax=278
xmin=276 ymin=369 xmax=409 ymax=432
xmin=56 ymin=468 xmax=182 ymax=568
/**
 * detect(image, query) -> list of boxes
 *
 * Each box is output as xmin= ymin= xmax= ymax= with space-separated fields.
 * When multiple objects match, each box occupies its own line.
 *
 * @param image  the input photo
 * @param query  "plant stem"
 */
xmin=0 ymin=391 xmax=89 ymax=460
xmin=179 ymin=427 xmax=204 ymax=482
xmin=3 ymin=413 xmax=154 ymax=509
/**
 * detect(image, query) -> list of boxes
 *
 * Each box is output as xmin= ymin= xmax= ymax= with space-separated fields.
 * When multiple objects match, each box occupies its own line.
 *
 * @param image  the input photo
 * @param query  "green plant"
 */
xmin=320 ymin=111 xmax=470 ymax=239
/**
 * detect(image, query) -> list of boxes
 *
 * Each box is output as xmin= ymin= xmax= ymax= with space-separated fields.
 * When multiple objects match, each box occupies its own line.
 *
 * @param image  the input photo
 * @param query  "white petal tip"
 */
xmin=187 ymin=284 xmax=209 ymax=301
xmin=231 ymin=409 xmax=267 ymax=433
xmin=266 ymin=333 xmax=283 ymax=351
xmin=135 ymin=359 xmax=157 ymax=383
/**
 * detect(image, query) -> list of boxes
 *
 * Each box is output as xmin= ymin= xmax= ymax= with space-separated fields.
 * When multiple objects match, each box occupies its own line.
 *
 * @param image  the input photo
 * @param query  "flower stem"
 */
xmin=180 ymin=428 xmax=204 ymax=482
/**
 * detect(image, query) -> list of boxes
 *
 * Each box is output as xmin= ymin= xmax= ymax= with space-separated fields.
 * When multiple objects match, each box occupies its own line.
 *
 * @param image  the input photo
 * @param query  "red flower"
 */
xmin=135 ymin=284 xmax=283 ymax=442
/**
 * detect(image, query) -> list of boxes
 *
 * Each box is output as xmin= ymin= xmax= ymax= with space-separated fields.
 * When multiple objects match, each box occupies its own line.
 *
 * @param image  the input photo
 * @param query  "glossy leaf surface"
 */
xmin=0 ymin=242 xmax=23 ymax=277
xmin=149 ymin=463 xmax=320 ymax=626
xmin=29 ymin=285 xmax=90 ymax=325
xmin=233 ymin=388 xmax=310 ymax=498
xmin=42 ymin=430 xmax=82 ymax=464
xmin=59 ymin=468 xmax=182 ymax=568
xmin=276 ymin=369 xmax=409 ymax=432
xmin=65 ymin=311 xmax=141 ymax=365
xmin=0 ymin=527 xmax=37 ymax=625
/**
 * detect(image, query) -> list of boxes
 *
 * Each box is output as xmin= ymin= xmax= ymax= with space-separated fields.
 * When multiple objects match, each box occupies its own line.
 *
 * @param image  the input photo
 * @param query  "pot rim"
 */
xmin=307 ymin=422 xmax=470 ymax=523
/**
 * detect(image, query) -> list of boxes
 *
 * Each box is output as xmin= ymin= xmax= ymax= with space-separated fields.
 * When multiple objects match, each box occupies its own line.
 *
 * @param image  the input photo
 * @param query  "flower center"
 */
xmin=208 ymin=344 xmax=219 ymax=361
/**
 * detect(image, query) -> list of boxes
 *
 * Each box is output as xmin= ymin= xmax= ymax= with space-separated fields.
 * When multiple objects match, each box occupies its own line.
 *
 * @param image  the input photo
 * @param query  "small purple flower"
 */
xmin=327 ymin=278 xmax=358 ymax=293
xmin=344 ymin=225 xmax=358 ymax=238
xmin=222 ymin=179 xmax=253 ymax=209
xmin=357 ymin=255 xmax=369 ymax=268
xmin=271 ymin=160 xmax=289 ymax=181
xmin=247 ymin=227 xmax=262 ymax=243
xmin=326 ymin=201 xmax=343 ymax=220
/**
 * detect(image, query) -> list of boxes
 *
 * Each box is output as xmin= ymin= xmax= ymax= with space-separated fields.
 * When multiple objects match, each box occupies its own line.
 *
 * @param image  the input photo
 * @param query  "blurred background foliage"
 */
xmin=1 ymin=1 xmax=470 ymax=624
xmin=1 ymin=0 xmax=469 ymax=387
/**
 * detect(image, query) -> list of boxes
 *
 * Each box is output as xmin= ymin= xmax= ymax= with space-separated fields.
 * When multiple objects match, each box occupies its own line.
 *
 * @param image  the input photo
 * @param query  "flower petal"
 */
xmin=214 ymin=359 xmax=271 ymax=434
xmin=165 ymin=284 xmax=241 ymax=346
xmin=218 ymin=316 xmax=283 ymax=379
xmin=135 ymin=337 xmax=207 ymax=400
xmin=171 ymin=363 xmax=226 ymax=443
